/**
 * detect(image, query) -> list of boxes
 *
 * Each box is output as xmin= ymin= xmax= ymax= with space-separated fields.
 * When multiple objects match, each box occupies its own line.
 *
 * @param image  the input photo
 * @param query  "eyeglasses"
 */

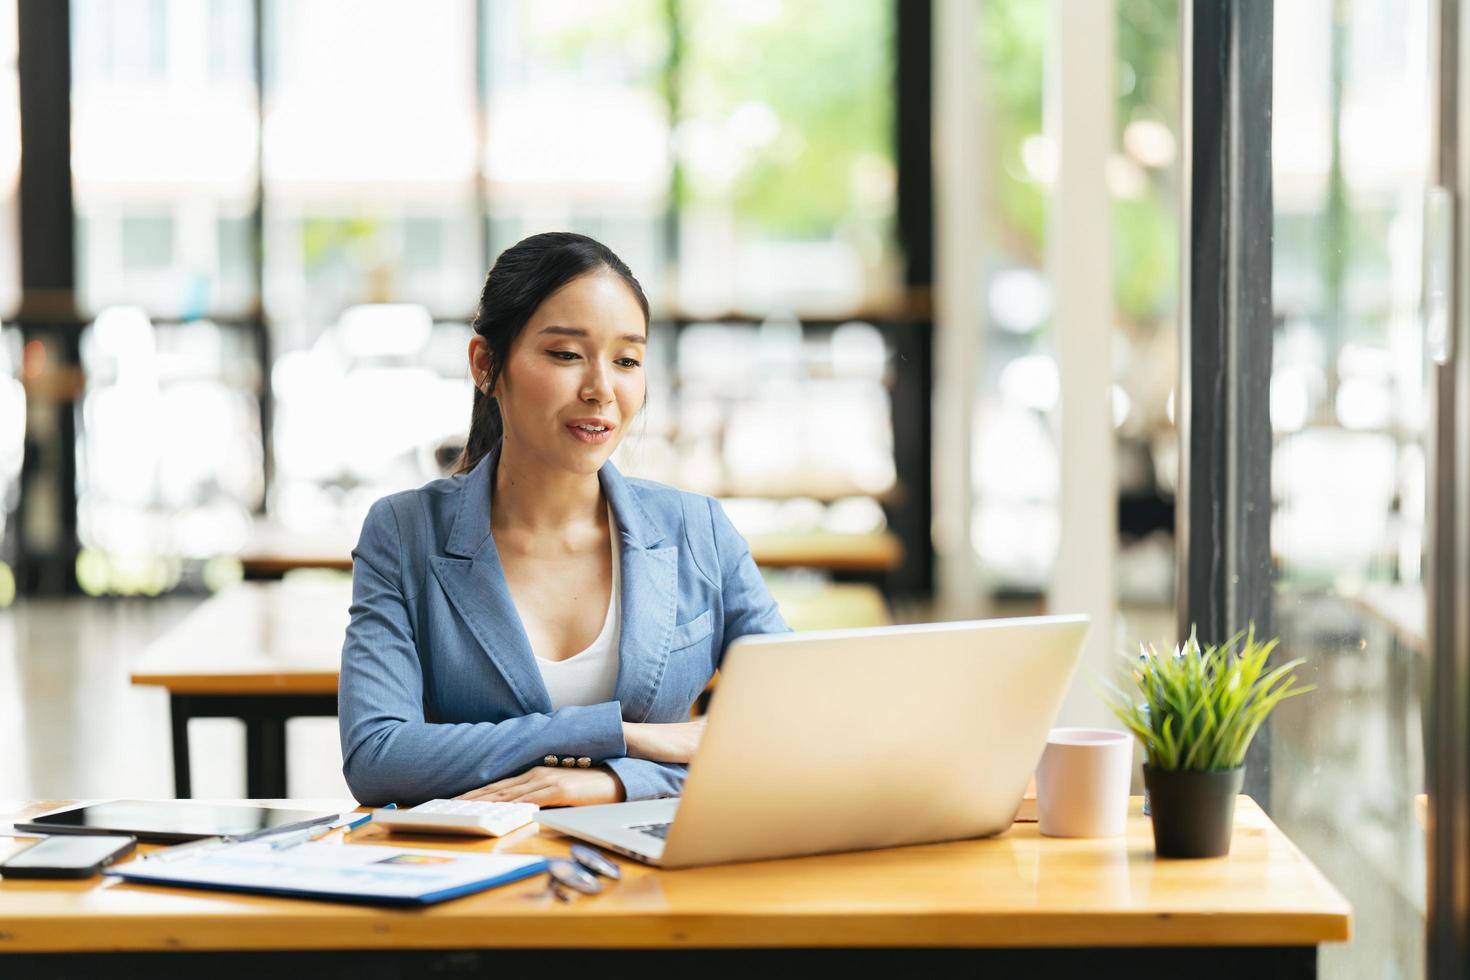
xmin=544 ymin=843 xmax=622 ymax=902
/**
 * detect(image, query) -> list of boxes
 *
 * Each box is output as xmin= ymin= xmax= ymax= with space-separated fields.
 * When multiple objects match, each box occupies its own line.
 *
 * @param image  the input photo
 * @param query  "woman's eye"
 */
xmin=616 ymin=358 xmax=642 ymax=369
xmin=547 ymin=350 xmax=579 ymax=361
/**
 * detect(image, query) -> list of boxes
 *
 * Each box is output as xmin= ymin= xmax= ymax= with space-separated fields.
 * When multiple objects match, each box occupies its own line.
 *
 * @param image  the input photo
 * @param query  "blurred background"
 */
xmin=0 ymin=2 xmax=1446 ymax=977
xmin=0 ymin=0 xmax=1187 ymax=608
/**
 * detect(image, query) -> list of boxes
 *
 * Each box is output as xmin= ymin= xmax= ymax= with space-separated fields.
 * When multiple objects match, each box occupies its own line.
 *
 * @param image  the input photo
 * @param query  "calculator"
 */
xmin=373 ymin=800 xmax=539 ymax=837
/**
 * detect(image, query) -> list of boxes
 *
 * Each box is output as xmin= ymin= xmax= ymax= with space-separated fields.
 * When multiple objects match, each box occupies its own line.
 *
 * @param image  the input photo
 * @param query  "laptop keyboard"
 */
xmin=631 ymin=821 xmax=671 ymax=840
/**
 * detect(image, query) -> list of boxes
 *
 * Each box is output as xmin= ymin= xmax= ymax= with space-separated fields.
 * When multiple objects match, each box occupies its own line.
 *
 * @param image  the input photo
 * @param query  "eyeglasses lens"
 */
xmin=546 ymin=858 xmax=602 ymax=901
xmin=570 ymin=844 xmax=622 ymax=880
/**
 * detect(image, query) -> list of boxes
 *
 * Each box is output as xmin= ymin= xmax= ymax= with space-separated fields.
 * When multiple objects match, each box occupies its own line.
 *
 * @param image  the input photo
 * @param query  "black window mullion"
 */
xmin=1427 ymin=0 xmax=1470 ymax=974
xmin=889 ymin=0 xmax=934 ymax=600
xmin=251 ymin=0 xmax=271 ymax=512
xmin=1177 ymin=0 xmax=1275 ymax=804
xmin=15 ymin=0 xmax=82 ymax=595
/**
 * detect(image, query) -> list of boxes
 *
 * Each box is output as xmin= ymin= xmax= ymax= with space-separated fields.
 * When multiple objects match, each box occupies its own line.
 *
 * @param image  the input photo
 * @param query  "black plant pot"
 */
xmin=1141 ymin=765 xmax=1245 ymax=858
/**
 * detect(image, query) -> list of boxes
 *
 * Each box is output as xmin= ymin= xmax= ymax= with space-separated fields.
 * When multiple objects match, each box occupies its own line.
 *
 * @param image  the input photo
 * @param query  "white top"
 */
xmin=534 ymin=505 xmax=622 ymax=711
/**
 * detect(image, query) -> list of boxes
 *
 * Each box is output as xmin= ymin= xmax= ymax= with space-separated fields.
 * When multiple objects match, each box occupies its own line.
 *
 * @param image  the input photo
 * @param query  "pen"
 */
xmin=334 ymin=811 xmax=375 ymax=830
xmin=267 ymin=822 xmax=336 ymax=850
xmin=143 ymin=836 xmax=229 ymax=863
xmin=219 ymin=812 xmax=339 ymax=847
xmin=143 ymin=811 xmax=368 ymax=861
xmin=268 ymin=811 xmax=374 ymax=850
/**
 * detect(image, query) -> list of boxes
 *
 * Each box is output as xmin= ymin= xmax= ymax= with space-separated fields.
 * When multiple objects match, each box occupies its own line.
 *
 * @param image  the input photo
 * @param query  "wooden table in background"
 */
xmin=132 ymin=578 xmax=891 ymax=800
xmin=130 ymin=578 xmax=346 ymax=800
xmin=1347 ymin=582 xmax=1426 ymax=653
xmin=239 ymin=522 xmax=903 ymax=578
xmin=0 ymin=797 xmax=1350 ymax=977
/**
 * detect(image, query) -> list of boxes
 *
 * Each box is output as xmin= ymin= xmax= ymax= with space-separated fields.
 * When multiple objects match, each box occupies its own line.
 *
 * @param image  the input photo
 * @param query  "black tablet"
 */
xmin=14 ymin=800 xmax=339 ymax=843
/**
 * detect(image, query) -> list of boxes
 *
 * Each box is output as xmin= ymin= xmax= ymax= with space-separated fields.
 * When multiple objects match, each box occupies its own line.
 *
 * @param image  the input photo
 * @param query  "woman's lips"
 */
xmin=566 ymin=424 xmax=613 ymax=445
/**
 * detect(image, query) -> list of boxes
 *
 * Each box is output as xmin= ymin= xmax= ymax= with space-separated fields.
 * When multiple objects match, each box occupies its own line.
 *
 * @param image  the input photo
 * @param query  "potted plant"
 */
xmin=1106 ymin=627 xmax=1312 ymax=858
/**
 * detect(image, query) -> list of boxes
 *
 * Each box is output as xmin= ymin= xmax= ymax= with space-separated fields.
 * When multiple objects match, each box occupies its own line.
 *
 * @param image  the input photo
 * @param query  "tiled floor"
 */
xmin=0 ymin=592 xmax=1428 ymax=977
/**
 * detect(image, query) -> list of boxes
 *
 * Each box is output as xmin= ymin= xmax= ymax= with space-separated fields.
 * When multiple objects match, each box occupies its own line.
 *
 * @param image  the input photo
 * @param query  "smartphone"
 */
xmin=0 ymin=834 xmax=137 ymax=879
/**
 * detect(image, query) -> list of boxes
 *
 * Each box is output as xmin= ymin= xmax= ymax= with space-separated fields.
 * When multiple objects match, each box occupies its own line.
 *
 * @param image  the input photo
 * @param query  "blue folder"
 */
xmin=106 ymin=841 xmax=549 ymax=906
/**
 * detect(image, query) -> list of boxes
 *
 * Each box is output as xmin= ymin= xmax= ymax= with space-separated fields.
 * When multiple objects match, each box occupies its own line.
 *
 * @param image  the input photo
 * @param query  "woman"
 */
xmin=339 ymin=232 xmax=790 ymax=807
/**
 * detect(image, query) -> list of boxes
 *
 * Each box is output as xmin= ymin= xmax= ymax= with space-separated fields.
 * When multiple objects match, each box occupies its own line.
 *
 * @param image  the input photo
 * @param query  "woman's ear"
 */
xmin=467 ymin=336 xmax=492 ymax=393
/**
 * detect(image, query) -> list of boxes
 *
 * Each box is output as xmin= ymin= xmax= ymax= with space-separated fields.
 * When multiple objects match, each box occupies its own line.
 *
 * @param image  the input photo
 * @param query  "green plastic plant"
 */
xmin=1106 ymin=627 xmax=1314 ymax=772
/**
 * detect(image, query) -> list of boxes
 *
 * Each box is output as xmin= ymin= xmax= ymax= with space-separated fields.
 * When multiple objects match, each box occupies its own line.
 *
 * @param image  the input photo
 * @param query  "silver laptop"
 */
xmin=535 ymin=614 xmax=1089 ymax=868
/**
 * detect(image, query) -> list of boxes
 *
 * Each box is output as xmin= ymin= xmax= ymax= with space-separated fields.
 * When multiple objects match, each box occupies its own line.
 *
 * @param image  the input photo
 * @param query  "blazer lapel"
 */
xmin=431 ymin=446 xmax=551 ymax=716
xmin=601 ymin=461 xmax=680 ymax=723
xmin=429 ymin=447 xmax=682 ymax=723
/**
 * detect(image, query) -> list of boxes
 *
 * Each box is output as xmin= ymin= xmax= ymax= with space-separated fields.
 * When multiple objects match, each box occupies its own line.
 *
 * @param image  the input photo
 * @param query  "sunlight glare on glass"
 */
xmin=998 ymin=353 xmax=1060 ymax=413
xmin=988 ymin=268 xmax=1052 ymax=335
xmin=335 ymin=304 xmax=433 ymax=359
xmin=1123 ymin=117 xmax=1176 ymax=168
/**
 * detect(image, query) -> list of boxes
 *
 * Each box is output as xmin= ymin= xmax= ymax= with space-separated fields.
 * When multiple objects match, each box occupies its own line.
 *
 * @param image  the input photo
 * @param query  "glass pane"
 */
xmin=262 ymin=0 xmax=482 ymax=532
xmin=75 ymin=309 xmax=263 ymax=594
xmin=0 ymin=322 xmax=20 ymax=605
xmin=481 ymin=0 xmax=671 ymax=309
xmin=0 ymin=0 xmax=17 ymax=318
xmin=676 ymin=0 xmax=899 ymax=316
xmin=1269 ymin=0 xmax=1431 ymax=975
xmin=262 ymin=0 xmax=480 ymax=343
xmin=70 ymin=0 xmax=258 ymax=318
xmin=973 ymin=0 xmax=1054 ymax=596
xmin=1113 ymin=0 xmax=1181 ymax=642
xmin=970 ymin=0 xmax=1179 ymax=643
xmin=611 ymin=315 xmax=893 ymax=548
xmin=267 ymin=310 xmax=474 ymax=533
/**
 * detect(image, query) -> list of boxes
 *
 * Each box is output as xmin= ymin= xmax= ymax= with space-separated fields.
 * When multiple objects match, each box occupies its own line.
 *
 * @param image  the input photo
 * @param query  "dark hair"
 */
xmin=454 ymin=232 xmax=651 ymax=475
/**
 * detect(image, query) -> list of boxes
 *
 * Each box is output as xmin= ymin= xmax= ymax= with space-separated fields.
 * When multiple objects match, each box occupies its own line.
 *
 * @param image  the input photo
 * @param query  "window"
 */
xmin=675 ymin=0 xmax=898 ymax=316
xmin=1268 ymin=0 xmax=1431 ymax=974
xmin=61 ymin=0 xmax=911 ymax=573
xmin=0 ymin=0 xmax=18 ymax=318
xmin=71 ymin=0 xmax=258 ymax=318
xmin=481 ymin=0 xmax=671 ymax=308
xmin=970 ymin=0 xmax=1179 ymax=609
xmin=262 ymin=0 xmax=480 ymax=341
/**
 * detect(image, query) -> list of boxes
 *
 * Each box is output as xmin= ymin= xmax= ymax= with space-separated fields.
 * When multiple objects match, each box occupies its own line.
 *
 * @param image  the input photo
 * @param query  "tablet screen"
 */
xmin=19 ymin=800 xmax=338 ymax=842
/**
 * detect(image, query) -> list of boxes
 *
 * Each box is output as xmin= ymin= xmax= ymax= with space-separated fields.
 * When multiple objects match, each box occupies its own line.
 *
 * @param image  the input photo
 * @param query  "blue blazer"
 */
xmin=338 ymin=443 xmax=790 ymax=806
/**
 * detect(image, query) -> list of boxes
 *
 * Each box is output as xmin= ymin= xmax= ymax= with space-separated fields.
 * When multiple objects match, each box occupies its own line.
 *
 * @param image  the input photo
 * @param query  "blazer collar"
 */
xmin=435 ymin=441 xmax=679 ymax=722
xmin=446 ymin=442 xmax=664 ymax=558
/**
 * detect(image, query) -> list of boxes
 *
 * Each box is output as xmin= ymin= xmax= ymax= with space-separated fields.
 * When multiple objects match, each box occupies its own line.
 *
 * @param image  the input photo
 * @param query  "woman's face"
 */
xmin=473 ymin=270 xmax=647 ymax=477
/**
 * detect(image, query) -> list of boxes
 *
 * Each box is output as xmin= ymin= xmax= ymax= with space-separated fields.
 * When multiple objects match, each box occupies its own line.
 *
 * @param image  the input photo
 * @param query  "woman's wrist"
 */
xmin=618 ymin=720 xmax=703 ymax=764
xmin=600 ymin=763 xmax=629 ymax=802
xmin=621 ymin=721 xmax=647 ymax=759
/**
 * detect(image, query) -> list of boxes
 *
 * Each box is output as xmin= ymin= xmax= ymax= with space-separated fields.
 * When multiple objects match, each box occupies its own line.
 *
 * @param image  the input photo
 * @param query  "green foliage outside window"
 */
xmin=981 ymin=0 xmax=1180 ymax=328
xmin=678 ymin=0 xmax=895 ymax=245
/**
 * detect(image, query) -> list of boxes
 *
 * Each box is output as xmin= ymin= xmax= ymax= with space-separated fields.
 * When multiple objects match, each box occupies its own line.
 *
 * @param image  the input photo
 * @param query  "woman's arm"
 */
xmin=338 ymin=498 xmax=628 ymax=805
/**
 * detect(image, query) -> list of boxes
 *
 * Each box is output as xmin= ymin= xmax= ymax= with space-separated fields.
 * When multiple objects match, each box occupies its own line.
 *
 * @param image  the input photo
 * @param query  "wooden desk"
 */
xmin=132 ymin=579 xmax=890 ymax=799
xmin=240 ymin=522 xmax=903 ymax=578
xmin=0 ymin=797 xmax=1350 ymax=976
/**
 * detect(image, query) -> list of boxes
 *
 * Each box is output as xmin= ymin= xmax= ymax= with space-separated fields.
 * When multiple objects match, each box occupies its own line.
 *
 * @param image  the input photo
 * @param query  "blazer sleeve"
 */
xmin=338 ymin=498 xmax=628 ymax=806
xmin=710 ymin=496 xmax=792 ymax=654
xmin=603 ymin=758 xmax=688 ymax=802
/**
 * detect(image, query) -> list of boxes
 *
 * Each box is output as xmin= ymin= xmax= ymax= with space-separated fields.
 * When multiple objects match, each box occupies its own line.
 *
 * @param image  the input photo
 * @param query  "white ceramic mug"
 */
xmin=1035 ymin=728 xmax=1133 ymax=838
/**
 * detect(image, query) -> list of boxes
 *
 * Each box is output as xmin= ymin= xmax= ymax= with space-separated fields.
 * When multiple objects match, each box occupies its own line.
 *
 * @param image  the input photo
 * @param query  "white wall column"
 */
xmin=932 ymin=0 xmax=987 ymax=620
xmin=1048 ymin=0 xmax=1117 ymax=728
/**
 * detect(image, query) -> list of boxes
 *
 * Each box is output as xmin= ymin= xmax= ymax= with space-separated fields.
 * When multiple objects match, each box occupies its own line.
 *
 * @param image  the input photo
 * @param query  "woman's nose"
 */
xmin=582 ymin=369 xmax=613 ymax=403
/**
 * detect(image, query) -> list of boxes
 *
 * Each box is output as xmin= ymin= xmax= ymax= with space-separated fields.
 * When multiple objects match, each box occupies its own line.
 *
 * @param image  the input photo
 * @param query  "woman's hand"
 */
xmin=453 ymin=766 xmax=626 ymax=807
xmin=622 ymin=719 xmax=707 ymax=764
